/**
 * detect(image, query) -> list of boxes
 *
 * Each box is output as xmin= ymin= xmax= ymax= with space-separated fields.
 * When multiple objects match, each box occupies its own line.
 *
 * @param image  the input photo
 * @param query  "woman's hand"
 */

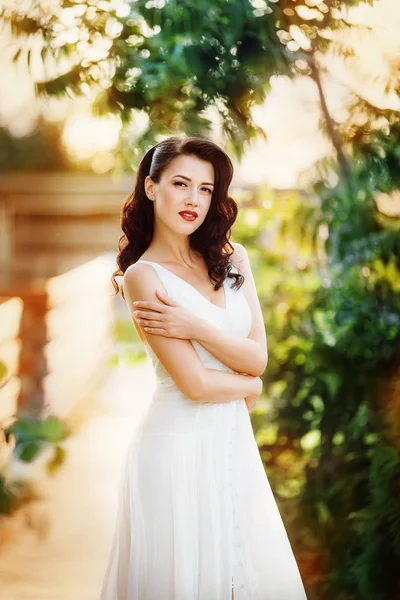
xmin=238 ymin=375 xmax=262 ymax=412
xmin=244 ymin=381 xmax=262 ymax=412
xmin=245 ymin=395 xmax=258 ymax=411
xmin=132 ymin=289 xmax=202 ymax=340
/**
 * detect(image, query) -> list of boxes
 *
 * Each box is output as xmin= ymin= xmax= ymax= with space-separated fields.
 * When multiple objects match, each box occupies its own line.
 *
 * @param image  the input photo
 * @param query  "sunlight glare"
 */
xmin=62 ymin=113 xmax=121 ymax=159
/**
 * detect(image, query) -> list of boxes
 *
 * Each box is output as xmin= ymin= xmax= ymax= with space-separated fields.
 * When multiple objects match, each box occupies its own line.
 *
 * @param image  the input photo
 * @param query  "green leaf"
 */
xmin=46 ymin=445 xmax=66 ymax=475
xmin=0 ymin=361 xmax=7 ymax=382
xmin=40 ymin=416 xmax=68 ymax=442
xmin=18 ymin=440 xmax=42 ymax=463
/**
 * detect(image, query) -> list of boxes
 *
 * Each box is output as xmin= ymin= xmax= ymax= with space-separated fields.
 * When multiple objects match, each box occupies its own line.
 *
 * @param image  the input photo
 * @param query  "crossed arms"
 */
xmin=123 ymin=242 xmax=267 ymax=403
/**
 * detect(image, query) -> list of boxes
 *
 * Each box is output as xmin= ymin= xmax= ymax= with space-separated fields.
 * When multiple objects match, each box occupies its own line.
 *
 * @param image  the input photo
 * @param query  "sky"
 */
xmin=0 ymin=0 xmax=399 ymax=188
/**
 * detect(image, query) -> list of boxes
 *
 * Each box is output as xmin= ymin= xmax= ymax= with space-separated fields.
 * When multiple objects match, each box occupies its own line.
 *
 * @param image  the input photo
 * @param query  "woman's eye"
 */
xmin=174 ymin=182 xmax=212 ymax=194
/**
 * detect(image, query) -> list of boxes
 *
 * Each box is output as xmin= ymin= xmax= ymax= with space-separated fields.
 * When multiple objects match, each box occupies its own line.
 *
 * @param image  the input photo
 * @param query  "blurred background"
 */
xmin=0 ymin=0 xmax=399 ymax=599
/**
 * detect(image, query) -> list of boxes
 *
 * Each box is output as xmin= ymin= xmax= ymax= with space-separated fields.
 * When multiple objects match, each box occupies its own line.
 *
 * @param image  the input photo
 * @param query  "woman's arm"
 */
xmin=193 ymin=321 xmax=266 ymax=377
xmin=195 ymin=368 xmax=262 ymax=404
xmin=192 ymin=242 xmax=268 ymax=377
xmin=123 ymin=263 xmax=262 ymax=404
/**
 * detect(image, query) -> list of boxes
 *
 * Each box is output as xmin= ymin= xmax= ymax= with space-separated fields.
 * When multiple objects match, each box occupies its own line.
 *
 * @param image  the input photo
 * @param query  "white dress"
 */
xmin=100 ymin=259 xmax=308 ymax=600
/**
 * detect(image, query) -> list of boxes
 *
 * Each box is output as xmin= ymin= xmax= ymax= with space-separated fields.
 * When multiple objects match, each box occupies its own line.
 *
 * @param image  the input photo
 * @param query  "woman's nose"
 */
xmin=186 ymin=188 xmax=199 ymax=206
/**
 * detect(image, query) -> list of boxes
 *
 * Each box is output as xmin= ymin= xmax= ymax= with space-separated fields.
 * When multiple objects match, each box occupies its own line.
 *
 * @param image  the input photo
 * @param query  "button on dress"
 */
xmin=100 ymin=260 xmax=308 ymax=600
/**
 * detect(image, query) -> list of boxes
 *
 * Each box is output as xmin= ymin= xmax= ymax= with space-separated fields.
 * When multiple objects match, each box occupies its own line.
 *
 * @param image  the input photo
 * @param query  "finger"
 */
xmin=143 ymin=327 xmax=169 ymax=336
xmin=146 ymin=320 xmax=165 ymax=328
xmin=155 ymin=289 xmax=178 ymax=306
xmin=133 ymin=301 xmax=165 ymax=313
xmin=135 ymin=311 xmax=163 ymax=321
xmin=136 ymin=318 xmax=163 ymax=326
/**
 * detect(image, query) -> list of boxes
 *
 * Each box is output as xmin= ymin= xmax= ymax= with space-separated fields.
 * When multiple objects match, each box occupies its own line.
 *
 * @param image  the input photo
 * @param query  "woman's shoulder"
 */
xmin=230 ymin=241 xmax=247 ymax=273
xmin=123 ymin=260 xmax=152 ymax=281
xmin=122 ymin=261 xmax=165 ymax=296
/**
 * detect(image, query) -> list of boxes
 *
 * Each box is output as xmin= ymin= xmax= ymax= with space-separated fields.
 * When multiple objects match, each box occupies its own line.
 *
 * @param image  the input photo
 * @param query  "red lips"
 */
xmin=179 ymin=210 xmax=198 ymax=218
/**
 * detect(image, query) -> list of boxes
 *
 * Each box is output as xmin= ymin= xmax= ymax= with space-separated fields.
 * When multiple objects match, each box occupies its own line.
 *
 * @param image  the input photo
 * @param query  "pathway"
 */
xmin=0 ymin=359 xmax=155 ymax=600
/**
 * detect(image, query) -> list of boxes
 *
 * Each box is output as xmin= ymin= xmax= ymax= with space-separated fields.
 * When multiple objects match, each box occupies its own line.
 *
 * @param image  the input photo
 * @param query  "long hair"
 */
xmin=111 ymin=136 xmax=244 ymax=297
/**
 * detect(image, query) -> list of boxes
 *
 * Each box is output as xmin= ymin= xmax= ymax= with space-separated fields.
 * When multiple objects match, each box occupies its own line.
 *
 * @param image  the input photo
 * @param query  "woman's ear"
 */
xmin=144 ymin=176 xmax=155 ymax=200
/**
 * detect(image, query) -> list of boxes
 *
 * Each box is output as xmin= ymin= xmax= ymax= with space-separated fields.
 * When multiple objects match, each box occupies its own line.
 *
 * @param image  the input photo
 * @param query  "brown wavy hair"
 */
xmin=111 ymin=136 xmax=244 ymax=297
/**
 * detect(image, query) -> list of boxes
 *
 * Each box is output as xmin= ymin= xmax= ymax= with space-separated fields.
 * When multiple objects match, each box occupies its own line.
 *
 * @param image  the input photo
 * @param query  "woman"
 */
xmin=101 ymin=136 xmax=307 ymax=599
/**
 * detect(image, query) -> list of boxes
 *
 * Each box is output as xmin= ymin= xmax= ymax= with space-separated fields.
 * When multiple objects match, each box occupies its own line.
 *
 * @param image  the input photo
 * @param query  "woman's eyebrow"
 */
xmin=172 ymin=174 xmax=214 ymax=186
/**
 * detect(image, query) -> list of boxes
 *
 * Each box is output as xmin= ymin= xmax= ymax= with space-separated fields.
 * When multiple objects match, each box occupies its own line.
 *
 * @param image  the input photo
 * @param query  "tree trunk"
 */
xmin=309 ymin=52 xmax=352 ymax=184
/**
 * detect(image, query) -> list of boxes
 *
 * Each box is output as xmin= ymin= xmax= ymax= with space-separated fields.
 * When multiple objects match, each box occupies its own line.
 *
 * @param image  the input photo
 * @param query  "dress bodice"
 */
xmin=133 ymin=260 xmax=253 ymax=391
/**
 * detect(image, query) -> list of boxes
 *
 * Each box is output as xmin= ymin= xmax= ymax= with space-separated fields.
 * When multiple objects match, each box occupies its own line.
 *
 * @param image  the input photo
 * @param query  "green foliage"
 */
xmin=2 ymin=0 xmax=374 ymax=159
xmin=347 ymin=441 xmax=400 ymax=600
xmin=0 ymin=118 xmax=70 ymax=171
xmin=0 ymin=326 xmax=71 ymax=521
xmin=0 ymin=413 xmax=69 ymax=515
xmin=0 ymin=475 xmax=25 ymax=515
xmin=236 ymin=160 xmax=400 ymax=598
xmin=5 ymin=415 xmax=68 ymax=466
xmin=0 ymin=361 xmax=7 ymax=388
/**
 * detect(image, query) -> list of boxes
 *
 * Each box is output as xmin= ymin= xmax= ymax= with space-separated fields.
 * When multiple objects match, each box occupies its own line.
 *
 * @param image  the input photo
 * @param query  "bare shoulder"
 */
xmin=123 ymin=262 xmax=167 ymax=296
xmin=123 ymin=261 xmax=155 ymax=283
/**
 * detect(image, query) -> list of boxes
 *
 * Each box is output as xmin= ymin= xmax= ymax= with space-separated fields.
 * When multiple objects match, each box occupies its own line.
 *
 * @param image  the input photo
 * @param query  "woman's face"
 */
xmin=144 ymin=154 xmax=215 ymax=235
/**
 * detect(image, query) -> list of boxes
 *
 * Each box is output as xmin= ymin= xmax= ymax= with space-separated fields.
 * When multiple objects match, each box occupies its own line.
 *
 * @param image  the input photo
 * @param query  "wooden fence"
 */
xmin=0 ymin=172 xmax=131 ymax=420
xmin=0 ymin=171 xmax=132 ymax=279
xmin=0 ymin=297 xmax=23 ymax=425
